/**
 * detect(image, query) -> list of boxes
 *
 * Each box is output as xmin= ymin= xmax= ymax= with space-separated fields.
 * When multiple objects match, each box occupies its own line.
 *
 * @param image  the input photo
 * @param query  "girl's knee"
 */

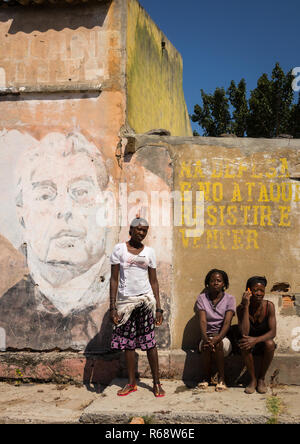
xmin=264 ymin=340 xmax=276 ymax=351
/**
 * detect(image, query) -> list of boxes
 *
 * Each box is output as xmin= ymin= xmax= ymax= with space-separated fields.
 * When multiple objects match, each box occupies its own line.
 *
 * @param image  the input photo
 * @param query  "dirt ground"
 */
xmin=0 ymin=379 xmax=299 ymax=424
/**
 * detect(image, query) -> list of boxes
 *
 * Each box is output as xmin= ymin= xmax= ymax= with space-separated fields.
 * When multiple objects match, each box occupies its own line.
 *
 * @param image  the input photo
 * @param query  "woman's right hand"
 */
xmin=110 ymin=309 xmax=120 ymax=325
xmin=202 ymin=337 xmax=215 ymax=352
xmin=241 ymin=288 xmax=252 ymax=307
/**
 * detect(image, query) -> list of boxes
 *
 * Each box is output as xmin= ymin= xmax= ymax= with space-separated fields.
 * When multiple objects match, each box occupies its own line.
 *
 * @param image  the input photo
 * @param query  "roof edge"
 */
xmin=0 ymin=0 xmax=109 ymax=8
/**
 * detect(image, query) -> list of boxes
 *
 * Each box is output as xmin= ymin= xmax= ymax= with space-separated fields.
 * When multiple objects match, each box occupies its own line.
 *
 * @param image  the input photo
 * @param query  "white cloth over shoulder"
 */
xmin=110 ymin=243 xmax=157 ymax=326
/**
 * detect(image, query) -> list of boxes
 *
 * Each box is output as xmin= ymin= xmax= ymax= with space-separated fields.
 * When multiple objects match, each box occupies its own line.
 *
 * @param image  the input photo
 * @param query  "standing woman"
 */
xmin=109 ymin=218 xmax=165 ymax=398
xmin=237 ymin=276 xmax=276 ymax=394
xmin=197 ymin=269 xmax=236 ymax=391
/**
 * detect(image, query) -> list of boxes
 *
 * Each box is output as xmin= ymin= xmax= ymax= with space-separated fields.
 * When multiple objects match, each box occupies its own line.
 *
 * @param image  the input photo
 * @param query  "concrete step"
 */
xmin=80 ymin=378 xmax=300 ymax=424
xmin=0 ymin=379 xmax=299 ymax=424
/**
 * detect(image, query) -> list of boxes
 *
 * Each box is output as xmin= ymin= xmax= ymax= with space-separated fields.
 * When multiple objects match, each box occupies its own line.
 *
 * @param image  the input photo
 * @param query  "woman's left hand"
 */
xmin=210 ymin=336 xmax=221 ymax=348
xmin=155 ymin=312 xmax=164 ymax=327
xmin=239 ymin=335 xmax=257 ymax=350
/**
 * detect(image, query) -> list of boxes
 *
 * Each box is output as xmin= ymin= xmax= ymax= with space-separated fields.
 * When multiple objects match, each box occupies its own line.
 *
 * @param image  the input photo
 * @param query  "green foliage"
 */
xmin=191 ymin=88 xmax=231 ymax=136
xmin=191 ymin=63 xmax=298 ymax=138
xmin=247 ymin=63 xmax=294 ymax=137
xmin=227 ymin=79 xmax=248 ymax=137
xmin=266 ymin=395 xmax=283 ymax=424
xmin=289 ymin=94 xmax=300 ymax=138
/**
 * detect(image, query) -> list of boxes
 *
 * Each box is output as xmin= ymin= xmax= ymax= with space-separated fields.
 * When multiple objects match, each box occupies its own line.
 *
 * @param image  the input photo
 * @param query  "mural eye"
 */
xmin=71 ymin=187 xmax=89 ymax=201
xmin=75 ymin=189 xmax=88 ymax=197
xmin=69 ymin=181 xmax=95 ymax=203
xmin=35 ymin=186 xmax=57 ymax=201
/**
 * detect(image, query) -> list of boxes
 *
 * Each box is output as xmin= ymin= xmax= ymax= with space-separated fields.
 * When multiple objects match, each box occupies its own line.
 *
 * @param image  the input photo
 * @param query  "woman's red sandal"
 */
xmin=117 ymin=384 xmax=137 ymax=397
xmin=153 ymin=383 xmax=165 ymax=398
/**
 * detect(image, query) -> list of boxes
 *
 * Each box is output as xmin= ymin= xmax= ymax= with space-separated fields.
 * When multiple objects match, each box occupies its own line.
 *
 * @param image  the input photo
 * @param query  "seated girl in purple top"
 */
xmin=197 ymin=269 xmax=236 ymax=391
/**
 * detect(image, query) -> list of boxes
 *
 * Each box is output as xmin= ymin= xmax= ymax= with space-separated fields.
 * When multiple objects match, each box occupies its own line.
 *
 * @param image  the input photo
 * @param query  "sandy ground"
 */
xmin=0 ymin=379 xmax=299 ymax=424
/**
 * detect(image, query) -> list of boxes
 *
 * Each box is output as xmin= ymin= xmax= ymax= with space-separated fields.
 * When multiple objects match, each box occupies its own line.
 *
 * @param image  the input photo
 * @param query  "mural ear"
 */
xmin=16 ymin=205 xmax=26 ymax=229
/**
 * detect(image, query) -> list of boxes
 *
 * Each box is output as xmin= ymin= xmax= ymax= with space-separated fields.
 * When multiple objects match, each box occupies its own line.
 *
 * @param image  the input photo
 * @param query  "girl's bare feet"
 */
xmin=244 ymin=379 xmax=257 ymax=394
xmin=257 ymin=379 xmax=268 ymax=394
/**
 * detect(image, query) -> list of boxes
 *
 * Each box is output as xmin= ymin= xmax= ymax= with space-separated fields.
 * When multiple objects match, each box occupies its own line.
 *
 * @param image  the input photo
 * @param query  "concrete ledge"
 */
xmin=0 ymin=351 xmax=121 ymax=385
xmin=124 ymin=134 xmax=300 ymax=155
xmin=0 ymin=350 xmax=300 ymax=386
xmin=0 ymin=83 xmax=102 ymax=96
xmin=135 ymin=350 xmax=300 ymax=386
xmin=79 ymin=378 xmax=300 ymax=425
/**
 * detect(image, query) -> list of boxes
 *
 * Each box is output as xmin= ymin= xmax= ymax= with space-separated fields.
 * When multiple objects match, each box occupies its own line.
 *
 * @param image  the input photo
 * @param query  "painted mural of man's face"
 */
xmin=16 ymin=133 xmax=110 ymax=286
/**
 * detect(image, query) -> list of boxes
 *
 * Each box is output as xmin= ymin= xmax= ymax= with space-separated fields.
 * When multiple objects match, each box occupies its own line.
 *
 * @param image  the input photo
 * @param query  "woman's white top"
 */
xmin=110 ymin=242 xmax=156 ymax=297
xmin=110 ymin=243 xmax=157 ymax=325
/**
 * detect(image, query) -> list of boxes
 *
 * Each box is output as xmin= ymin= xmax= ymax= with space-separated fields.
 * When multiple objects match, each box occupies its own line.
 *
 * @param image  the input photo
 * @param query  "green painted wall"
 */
xmin=126 ymin=0 xmax=192 ymax=136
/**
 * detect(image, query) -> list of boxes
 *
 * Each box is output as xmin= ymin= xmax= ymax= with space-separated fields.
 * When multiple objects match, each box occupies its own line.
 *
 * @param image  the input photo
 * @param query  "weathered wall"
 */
xmin=127 ymin=135 xmax=300 ymax=355
xmin=0 ymin=1 xmax=127 ymax=154
xmin=0 ymin=0 xmax=188 ymax=354
xmin=172 ymin=138 xmax=300 ymax=352
xmin=119 ymin=144 xmax=174 ymax=348
xmin=0 ymin=0 xmax=127 ymax=352
xmin=126 ymin=0 xmax=192 ymax=136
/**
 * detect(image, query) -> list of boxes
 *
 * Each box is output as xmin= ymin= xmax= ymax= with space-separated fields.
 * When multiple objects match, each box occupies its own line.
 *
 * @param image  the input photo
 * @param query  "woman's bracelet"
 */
xmin=110 ymin=307 xmax=117 ymax=312
xmin=156 ymin=308 xmax=164 ymax=314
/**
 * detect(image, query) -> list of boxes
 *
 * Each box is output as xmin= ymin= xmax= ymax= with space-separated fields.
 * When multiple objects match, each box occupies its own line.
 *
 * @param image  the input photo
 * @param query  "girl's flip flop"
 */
xmin=215 ymin=381 xmax=228 ymax=392
xmin=153 ymin=383 xmax=165 ymax=398
xmin=117 ymin=384 xmax=138 ymax=396
xmin=198 ymin=381 xmax=209 ymax=389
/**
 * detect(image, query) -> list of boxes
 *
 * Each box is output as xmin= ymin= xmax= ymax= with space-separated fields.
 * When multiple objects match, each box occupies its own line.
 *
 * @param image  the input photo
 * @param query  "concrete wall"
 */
xmin=0 ymin=0 xmax=128 ymax=352
xmin=0 ymin=0 xmax=190 ymax=354
xmin=172 ymin=138 xmax=300 ymax=351
xmin=0 ymin=1 xmax=127 ymax=150
xmin=127 ymin=135 xmax=300 ymax=356
xmin=126 ymin=0 xmax=192 ymax=136
xmin=0 ymin=0 xmax=126 ymax=350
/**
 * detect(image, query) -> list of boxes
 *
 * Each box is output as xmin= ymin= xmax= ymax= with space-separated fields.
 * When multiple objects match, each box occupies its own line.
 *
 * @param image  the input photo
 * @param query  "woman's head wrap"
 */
xmin=246 ymin=276 xmax=267 ymax=290
xmin=130 ymin=217 xmax=149 ymax=228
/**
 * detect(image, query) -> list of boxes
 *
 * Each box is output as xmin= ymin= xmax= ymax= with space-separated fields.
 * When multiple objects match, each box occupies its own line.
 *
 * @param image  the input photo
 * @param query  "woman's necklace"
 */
xmin=210 ymin=292 xmax=223 ymax=311
xmin=127 ymin=239 xmax=143 ymax=254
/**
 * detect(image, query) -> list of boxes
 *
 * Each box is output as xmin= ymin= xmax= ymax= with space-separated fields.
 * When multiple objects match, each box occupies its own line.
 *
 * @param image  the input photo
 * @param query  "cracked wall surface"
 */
xmin=0 ymin=0 xmax=188 ymax=353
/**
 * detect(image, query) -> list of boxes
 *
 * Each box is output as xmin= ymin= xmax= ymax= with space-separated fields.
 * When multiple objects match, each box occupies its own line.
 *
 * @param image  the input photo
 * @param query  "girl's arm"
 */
xmin=239 ymin=302 xmax=276 ymax=350
xmin=148 ymin=267 xmax=163 ymax=326
xmin=258 ymin=302 xmax=276 ymax=341
xmin=199 ymin=310 xmax=209 ymax=343
xmin=212 ymin=310 xmax=234 ymax=345
xmin=110 ymin=264 xmax=120 ymax=325
xmin=237 ymin=290 xmax=252 ymax=336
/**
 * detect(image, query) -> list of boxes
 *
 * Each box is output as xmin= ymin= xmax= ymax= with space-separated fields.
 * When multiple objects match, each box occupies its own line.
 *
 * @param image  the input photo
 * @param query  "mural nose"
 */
xmin=57 ymin=211 xmax=72 ymax=222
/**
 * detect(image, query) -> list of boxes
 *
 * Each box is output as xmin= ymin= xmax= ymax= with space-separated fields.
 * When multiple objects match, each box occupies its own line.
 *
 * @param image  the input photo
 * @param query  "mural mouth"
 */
xmin=51 ymin=230 xmax=85 ymax=249
xmin=53 ymin=230 xmax=85 ymax=240
xmin=46 ymin=260 xmax=75 ymax=266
